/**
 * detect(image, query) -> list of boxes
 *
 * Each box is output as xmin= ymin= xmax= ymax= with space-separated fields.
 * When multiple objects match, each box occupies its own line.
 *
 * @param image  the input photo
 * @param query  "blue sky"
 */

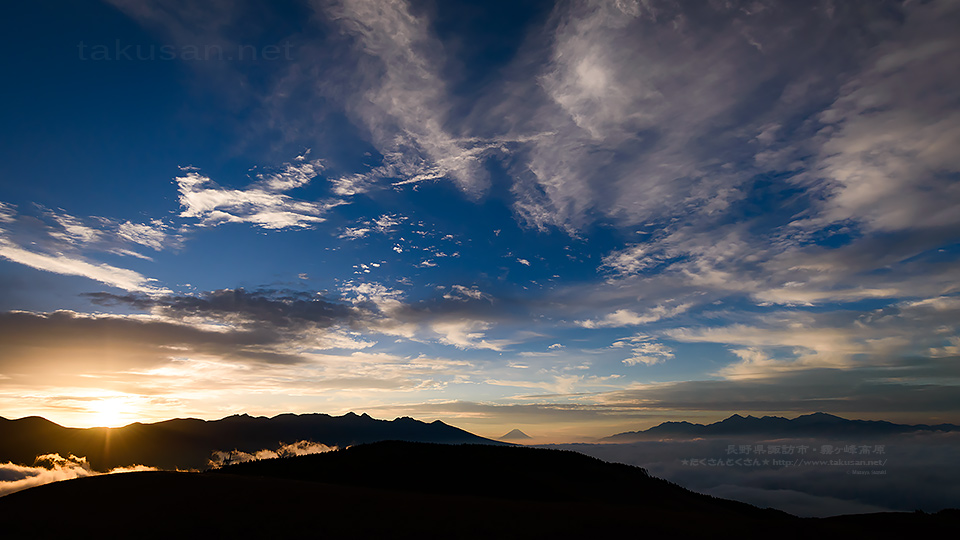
xmin=1 ymin=0 xmax=959 ymax=440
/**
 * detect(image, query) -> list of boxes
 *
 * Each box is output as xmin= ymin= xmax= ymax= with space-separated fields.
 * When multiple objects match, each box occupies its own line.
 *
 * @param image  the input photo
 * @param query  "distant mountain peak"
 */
xmin=796 ymin=412 xmax=844 ymax=420
xmin=602 ymin=412 xmax=960 ymax=442
xmin=501 ymin=429 xmax=532 ymax=440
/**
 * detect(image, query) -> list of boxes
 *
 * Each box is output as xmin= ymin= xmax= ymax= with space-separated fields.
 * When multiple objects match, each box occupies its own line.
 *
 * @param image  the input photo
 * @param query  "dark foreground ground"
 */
xmin=0 ymin=441 xmax=955 ymax=538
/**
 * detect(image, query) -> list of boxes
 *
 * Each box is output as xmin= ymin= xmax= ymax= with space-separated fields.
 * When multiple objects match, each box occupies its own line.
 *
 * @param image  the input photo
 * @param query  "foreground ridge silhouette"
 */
xmin=1 ymin=441 xmax=956 ymax=538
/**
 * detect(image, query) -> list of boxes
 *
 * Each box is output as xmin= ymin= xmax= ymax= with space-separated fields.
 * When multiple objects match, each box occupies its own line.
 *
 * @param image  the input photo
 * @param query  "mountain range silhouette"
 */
xmin=0 ymin=412 xmax=503 ymax=470
xmin=602 ymin=412 xmax=960 ymax=441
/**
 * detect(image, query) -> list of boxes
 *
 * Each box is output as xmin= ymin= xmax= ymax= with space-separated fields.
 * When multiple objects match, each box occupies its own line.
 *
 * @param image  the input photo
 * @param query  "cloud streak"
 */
xmin=0 ymin=238 xmax=169 ymax=295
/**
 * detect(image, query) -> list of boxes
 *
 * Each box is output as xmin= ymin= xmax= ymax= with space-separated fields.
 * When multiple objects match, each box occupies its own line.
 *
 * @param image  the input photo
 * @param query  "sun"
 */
xmin=88 ymin=397 xmax=132 ymax=428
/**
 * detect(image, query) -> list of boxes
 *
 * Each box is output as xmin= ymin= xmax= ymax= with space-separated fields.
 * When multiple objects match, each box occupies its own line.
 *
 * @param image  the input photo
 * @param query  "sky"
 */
xmin=1 ymin=0 xmax=959 ymax=441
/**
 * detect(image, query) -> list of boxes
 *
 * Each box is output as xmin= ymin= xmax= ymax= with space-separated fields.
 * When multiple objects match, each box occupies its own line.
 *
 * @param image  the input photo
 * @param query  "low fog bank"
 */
xmin=208 ymin=440 xmax=337 ymax=468
xmin=0 ymin=454 xmax=155 ymax=497
xmin=1 ymin=439 xmax=336 ymax=496
xmin=542 ymin=431 xmax=960 ymax=517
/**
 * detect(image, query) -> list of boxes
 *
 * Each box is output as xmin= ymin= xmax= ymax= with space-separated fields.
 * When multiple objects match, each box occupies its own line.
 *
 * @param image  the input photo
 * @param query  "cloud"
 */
xmin=503 ymin=0 xmax=804 ymax=230
xmin=0 ymin=202 xmax=179 ymax=293
xmin=577 ymin=304 xmax=690 ymax=329
xmin=88 ymin=288 xmax=355 ymax=330
xmin=595 ymin=359 xmax=960 ymax=414
xmin=0 ymin=202 xmax=15 ymax=224
xmin=0 ymin=453 xmax=156 ymax=497
xmin=317 ymin=0 xmax=490 ymax=194
xmin=116 ymin=220 xmax=169 ymax=251
xmin=339 ymin=226 xmax=371 ymax=239
xmin=35 ymin=206 xmax=180 ymax=256
xmin=599 ymin=244 xmax=666 ymax=277
xmin=48 ymin=212 xmax=103 ymax=245
xmin=209 ymin=440 xmax=336 ymax=468
xmin=549 ymin=431 xmax=960 ymax=517
xmin=431 ymin=319 xmax=513 ymax=351
xmin=63 ymin=288 xmax=374 ymax=369
xmin=659 ymin=297 xmax=960 ymax=379
xmin=442 ymin=285 xmax=491 ymax=303
xmin=611 ymin=335 xmax=674 ymax=366
xmin=340 ymin=281 xmax=406 ymax=314
xmin=806 ymin=0 xmax=960 ymax=233
xmin=0 ymin=309 xmax=300 ymax=375
xmin=0 ymin=238 xmax=169 ymax=295
xmin=177 ymin=160 xmax=338 ymax=229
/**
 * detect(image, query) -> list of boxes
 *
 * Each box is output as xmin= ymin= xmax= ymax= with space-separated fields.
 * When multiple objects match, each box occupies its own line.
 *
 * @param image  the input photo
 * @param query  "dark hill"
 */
xmin=1 ymin=441 xmax=956 ymax=538
xmin=215 ymin=440 xmax=759 ymax=509
xmin=603 ymin=412 xmax=960 ymax=442
xmin=0 ymin=412 xmax=503 ymax=470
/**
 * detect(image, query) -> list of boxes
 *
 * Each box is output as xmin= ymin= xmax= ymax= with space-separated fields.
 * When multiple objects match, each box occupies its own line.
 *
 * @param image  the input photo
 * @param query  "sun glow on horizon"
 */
xmin=86 ymin=396 xmax=140 ymax=429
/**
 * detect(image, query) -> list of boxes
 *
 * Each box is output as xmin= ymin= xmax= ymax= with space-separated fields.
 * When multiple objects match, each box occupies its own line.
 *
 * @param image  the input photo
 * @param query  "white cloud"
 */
xmin=600 ymin=244 xmax=663 ymax=277
xmin=177 ymin=160 xmax=336 ymax=229
xmin=577 ymin=304 xmax=690 ymax=329
xmin=0 ymin=237 xmax=170 ymax=294
xmin=209 ymin=440 xmax=336 ymax=468
xmin=0 ymin=454 xmax=95 ymax=497
xmin=0 ymin=202 xmax=15 ymax=223
xmin=48 ymin=212 xmax=103 ymax=245
xmin=612 ymin=335 xmax=674 ymax=366
xmin=340 ymin=281 xmax=407 ymax=316
xmin=329 ymin=172 xmax=375 ymax=197
xmin=373 ymin=214 xmax=404 ymax=233
xmin=116 ymin=220 xmax=168 ymax=251
xmin=442 ymin=285 xmax=491 ymax=302
xmin=431 ymin=319 xmax=512 ymax=351
xmin=0 ymin=453 xmax=157 ymax=497
xmin=339 ymin=226 xmax=371 ymax=239
xmin=26 ymin=206 xmax=180 ymax=258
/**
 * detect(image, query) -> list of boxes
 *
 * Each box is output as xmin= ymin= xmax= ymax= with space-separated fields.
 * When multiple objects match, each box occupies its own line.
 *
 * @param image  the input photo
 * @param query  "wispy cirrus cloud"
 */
xmin=33 ymin=206 xmax=178 ymax=258
xmin=0 ymin=202 xmax=15 ymax=223
xmin=0 ymin=203 xmax=173 ymax=294
xmin=316 ymin=0 xmax=491 ymax=195
xmin=805 ymin=0 xmax=960 ymax=233
xmin=0 ymin=238 xmax=169 ymax=295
